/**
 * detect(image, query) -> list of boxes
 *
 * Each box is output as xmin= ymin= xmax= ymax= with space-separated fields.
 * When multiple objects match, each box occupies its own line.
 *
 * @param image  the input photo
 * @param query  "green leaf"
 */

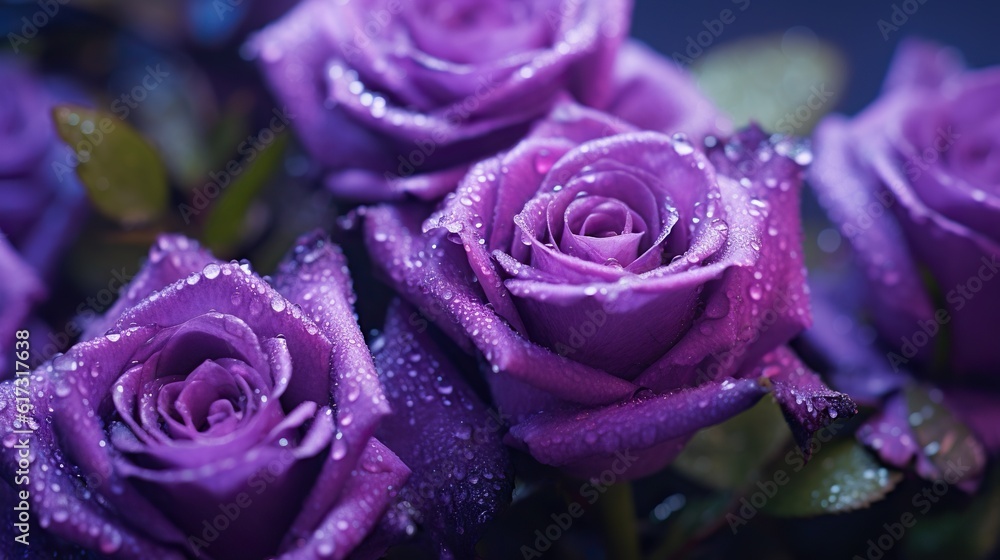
xmin=52 ymin=104 xmax=169 ymax=226
xmin=904 ymin=385 xmax=986 ymax=484
xmin=200 ymin=100 xmax=254 ymax=186
xmin=674 ymin=398 xmax=791 ymax=490
xmin=201 ymin=132 xmax=289 ymax=254
xmin=600 ymin=483 xmax=640 ymax=560
xmin=762 ymin=439 xmax=902 ymax=517
xmin=903 ymin=465 xmax=1000 ymax=560
xmin=693 ymin=30 xmax=847 ymax=134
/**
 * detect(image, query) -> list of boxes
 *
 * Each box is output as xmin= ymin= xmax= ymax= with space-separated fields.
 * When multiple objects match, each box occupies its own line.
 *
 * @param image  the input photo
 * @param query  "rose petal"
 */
xmin=8 ymin=333 xmax=192 ymax=549
xmin=633 ymin=128 xmax=811 ymax=392
xmin=605 ymin=40 xmax=727 ymax=139
xmin=857 ymin=393 xmax=921 ymax=469
xmin=809 ymin=115 xmax=938 ymax=364
xmin=762 ymin=346 xmax=858 ymax=459
xmin=113 ymin=328 xmax=290 ymax=468
xmin=506 ymin=377 xmax=768 ymax=478
xmin=894 ymin=75 xmax=1000 ymax=239
xmin=865 ymin=122 xmax=1000 ymax=375
xmin=372 ymin=299 xmax=512 ymax=557
xmin=82 ymin=235 xmax=218 ymax=341
xmin=325 ymin=166 xmax=472 ymax=202
xmin=365 ymin=203 xmax=638 ymax=406
xmin=0 ymin=61 xmax=56 ymax=173
xmin=271 ymin=231 xmax=398 ymax=545
xmin=0 ymin=234 xmax=44 ymax=374
xmin=882 ymin=38 xmax=965 ymax=93
xmin=112 ymin=258 xmax=331 ymax=409
xmin=278 ymin=438 xmax=409 ymax=560
xmin=249 ymin=0 xmax=629 ymax=202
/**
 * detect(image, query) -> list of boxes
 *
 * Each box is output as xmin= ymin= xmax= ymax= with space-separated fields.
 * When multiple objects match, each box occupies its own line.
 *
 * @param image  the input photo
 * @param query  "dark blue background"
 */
xmin=633 ymin=0 xmax=1000 ymax=115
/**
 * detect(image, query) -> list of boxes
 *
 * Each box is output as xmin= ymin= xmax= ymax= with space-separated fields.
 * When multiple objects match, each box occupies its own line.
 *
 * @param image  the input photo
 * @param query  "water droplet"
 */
xmin=534 ymin=150 xmax=557 ymax=175
xmin=331 ymin=438 xmax=348 ymax=460
xmin=671 ymin=133 xmax=695 ymax=155
xmin=317 ymin=541 xmax=336 ymax=557
xmin=99 ymin=528 xmax=122 ymax=554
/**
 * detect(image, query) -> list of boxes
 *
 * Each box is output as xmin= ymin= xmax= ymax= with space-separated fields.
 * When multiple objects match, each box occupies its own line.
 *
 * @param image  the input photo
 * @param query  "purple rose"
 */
xmin=806 ymin=38 xmax=1000 ymax=482
xmin=0 ymin=236 xmax=44 ymax=380
xmin=0 ymin=59 xmax=87 ymax=278
xmin=0 ymin=59 xmax=88 ymax=376
xmin=249 ymin=0 xmax=724 ymax=201
xmin=364 ymin=100 xmax=854 ymax=478
xmin=368 ymin=299 xmax=513 ymax=558
xmin=1 ymin=234 xmax=412 ymax=559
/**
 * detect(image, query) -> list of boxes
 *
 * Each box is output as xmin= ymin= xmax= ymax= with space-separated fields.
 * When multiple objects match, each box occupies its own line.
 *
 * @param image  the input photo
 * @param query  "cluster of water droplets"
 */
xmin=0 ymin=371 xmax=132 ymax=555
xmin=806 ymin=447 xmax=894 ymax=513
xmin=371 ymin=305 xmax=512 ymax=552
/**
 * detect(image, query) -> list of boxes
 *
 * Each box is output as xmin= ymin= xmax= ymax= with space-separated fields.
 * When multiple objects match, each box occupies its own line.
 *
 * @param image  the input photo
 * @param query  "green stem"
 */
xmin=600 ymin=481 xmax=640 ymax=560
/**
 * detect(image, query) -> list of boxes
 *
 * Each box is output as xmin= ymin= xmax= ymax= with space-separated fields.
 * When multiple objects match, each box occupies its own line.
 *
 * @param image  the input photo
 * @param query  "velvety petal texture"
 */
xmin=371 ymin=299 xmax=513 ymax=558
xmin=366 ymin=99 xmax=854 ymax=477
xmin=248 ymin=0 xmax=724 ymax=202
xmin=807 ymin=39 xmax=1000 ymax=468
xmin=0 ymin=234 xmax=409 ymax=559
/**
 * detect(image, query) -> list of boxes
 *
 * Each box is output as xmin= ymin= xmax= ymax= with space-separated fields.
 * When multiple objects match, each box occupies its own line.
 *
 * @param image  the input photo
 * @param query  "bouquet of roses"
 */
xmin=1 ymin=1 xmax=997 ymax=559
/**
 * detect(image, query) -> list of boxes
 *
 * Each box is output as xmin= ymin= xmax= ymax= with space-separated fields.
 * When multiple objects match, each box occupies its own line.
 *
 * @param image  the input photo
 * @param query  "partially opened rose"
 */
xmin=365 ymin=101 xmax=854 ymax=477
xmin=806 ymin=38 xmax=1000 ymax=481
xmin=0 ymin=234 xmax=410 ymax=559
xmin=249 ymin=0 xmax=724 ymax=201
